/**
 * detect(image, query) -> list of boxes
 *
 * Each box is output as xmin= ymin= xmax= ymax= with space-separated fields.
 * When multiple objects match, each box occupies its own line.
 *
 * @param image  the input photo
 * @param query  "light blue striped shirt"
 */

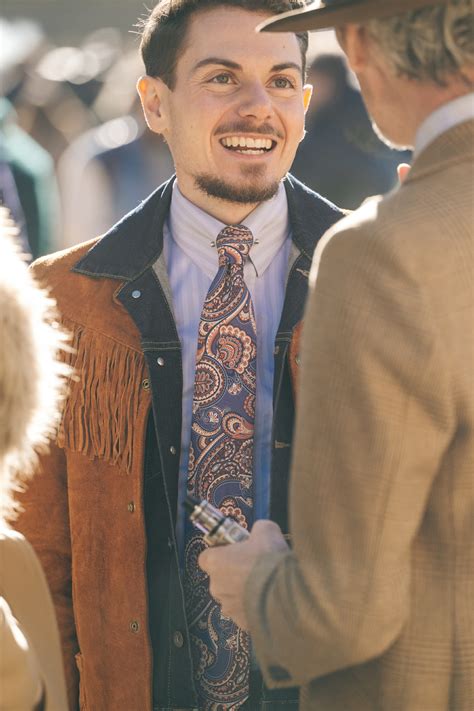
xmin=162 ymin=181 xmax=292 ymax=554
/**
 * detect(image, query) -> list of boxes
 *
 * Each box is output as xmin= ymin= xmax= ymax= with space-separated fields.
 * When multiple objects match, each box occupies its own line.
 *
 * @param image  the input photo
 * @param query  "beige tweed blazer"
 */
xmin=246 ymin=120 xmax=474 ymax=711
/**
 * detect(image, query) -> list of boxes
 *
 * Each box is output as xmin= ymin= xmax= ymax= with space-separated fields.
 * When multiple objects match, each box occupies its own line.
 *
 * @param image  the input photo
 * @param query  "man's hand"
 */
xmin=199 ymin=520 xmax=289 ymax=629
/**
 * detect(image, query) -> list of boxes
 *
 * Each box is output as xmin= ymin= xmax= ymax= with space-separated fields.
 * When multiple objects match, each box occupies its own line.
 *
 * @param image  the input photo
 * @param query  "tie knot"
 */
xmin=216 ymin=225 xmax=253 ymax=267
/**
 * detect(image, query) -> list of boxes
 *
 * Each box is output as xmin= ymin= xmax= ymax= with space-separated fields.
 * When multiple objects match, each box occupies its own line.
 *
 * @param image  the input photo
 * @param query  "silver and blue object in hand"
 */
xmin=184 ymin=496 xmax=250 ymax=546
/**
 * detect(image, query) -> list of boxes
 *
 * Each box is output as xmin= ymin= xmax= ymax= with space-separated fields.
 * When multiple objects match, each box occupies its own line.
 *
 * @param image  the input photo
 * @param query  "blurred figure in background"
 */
xmin=8 ymin=26 xmax=120 ymax=163
xmin=0 ymin=208 xmax=68 ymax=710
xmin=0 ymin=159 xmax=30 ymax=253
xmin=0 ymin=18 xmax=62 ymax=258
xmin=291 ymin=53 xmax=409 ymax=208
xmin=0 ymin=98 xmax=60 ymax=259
xmin=57 ymin=51 xmax=174 ymax=247
xmin=58 ymin=117 xmax=174 ymax=246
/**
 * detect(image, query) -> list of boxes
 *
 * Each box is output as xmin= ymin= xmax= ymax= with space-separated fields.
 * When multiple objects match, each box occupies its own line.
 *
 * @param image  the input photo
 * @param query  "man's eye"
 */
xmin=271 ymin=77 xmax=295 ymax=89
xmin=211 ymin=73 xmax=233 ymax=84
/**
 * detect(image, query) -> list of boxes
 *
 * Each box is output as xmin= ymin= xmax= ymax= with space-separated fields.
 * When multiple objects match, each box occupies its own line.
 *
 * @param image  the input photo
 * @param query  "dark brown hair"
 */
xmin=138 ymin=0 xmax=309 ymax=88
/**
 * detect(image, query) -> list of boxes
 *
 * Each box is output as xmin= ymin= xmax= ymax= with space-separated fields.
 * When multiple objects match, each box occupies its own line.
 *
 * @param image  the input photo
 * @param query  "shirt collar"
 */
xmin=71 ymin=174 xmax=344 ymax=282
xmin=168 ymin=181 xmax=290 ymax=279
xmin=414 ymin=93 xmax=474 ymax=159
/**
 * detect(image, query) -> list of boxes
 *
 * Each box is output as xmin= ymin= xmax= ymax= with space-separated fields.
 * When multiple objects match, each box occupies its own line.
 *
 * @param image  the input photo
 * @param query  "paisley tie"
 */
xmin=185 ymin=225 xmax=256 ymax=710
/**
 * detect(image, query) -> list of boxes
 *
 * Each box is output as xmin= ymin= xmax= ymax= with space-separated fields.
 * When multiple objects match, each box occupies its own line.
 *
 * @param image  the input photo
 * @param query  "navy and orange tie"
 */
xmin=185 ymin=225 xmax=256 ymax=710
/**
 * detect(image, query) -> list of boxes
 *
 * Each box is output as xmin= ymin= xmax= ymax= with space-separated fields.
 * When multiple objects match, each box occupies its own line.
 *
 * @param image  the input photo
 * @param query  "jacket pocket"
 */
xmin=75 ymin=653 xmax=87 ymax=710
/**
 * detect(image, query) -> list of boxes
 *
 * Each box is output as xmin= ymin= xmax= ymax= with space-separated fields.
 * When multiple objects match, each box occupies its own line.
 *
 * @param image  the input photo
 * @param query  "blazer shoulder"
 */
xmin=312 ymin=178 xmax=472 ymax=294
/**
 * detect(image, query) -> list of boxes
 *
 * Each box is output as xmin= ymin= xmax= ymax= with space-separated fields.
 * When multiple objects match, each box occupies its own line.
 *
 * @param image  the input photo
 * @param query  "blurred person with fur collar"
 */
xmin=0 ymin=207 xmax=68 ymax=710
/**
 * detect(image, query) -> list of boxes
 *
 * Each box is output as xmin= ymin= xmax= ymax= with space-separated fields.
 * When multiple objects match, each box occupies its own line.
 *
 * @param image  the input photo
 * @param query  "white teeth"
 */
xmin=220 ymin=136 xmax=275 ymax=152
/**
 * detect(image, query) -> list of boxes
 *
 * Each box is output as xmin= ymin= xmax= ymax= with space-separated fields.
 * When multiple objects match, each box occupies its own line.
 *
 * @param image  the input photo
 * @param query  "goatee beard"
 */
xmin=194 ymin=172 xmax=280 ymax=205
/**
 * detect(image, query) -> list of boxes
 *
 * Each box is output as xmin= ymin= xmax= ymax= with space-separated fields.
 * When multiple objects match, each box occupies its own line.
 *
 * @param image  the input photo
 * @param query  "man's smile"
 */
xmin=219 ymin=135 xmax=277 ymax=155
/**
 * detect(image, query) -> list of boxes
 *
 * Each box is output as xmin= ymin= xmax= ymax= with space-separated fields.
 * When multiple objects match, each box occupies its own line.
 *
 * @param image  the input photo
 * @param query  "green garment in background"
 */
xmin=0 ymin=98 xmax=60 ymax=258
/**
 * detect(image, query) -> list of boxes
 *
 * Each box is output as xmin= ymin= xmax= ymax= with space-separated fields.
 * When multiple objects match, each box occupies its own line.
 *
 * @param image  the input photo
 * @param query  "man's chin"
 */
xmin=194 ymin=172 xmax=281 ymax=205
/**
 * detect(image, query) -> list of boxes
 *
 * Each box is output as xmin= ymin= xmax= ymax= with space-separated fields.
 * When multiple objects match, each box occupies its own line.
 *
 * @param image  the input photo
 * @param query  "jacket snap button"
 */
xmin=131 ymin=290 xmax=141 ymax=299
xmin=127 ymin=501 xmax=135 ymax=513
xmin=169 ymin=446 xmax=176 ymax=455
xmin=173 ymin=630 xmax=184 ymax=648
xmin=157 ymin=357 xmax=165 ymax=366
xmin=274 ymin=345 xmax=280 ymax=355
xmin=295 ymin=354 xmax=301 ymax=365
xmin=141 ymin=378 xmax=150 ymax=390
xmin=130 ymin=620 xmax=140 ymax=633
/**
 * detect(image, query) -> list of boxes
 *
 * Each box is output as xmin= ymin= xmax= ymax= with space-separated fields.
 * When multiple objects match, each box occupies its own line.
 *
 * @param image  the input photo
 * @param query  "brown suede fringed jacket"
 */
xmin=16 ymin=175 xmax=344 ymax=711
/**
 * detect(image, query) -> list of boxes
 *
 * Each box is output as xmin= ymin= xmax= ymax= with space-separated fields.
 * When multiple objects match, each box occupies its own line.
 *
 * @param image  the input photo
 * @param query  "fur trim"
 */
xmin=0 ymin=208 xmax=68 ymax=520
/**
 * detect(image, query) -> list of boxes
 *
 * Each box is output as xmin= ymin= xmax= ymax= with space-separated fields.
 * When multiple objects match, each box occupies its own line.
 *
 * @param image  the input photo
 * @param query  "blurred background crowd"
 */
xmin=1 ymin=2 xmax=410 ymax=261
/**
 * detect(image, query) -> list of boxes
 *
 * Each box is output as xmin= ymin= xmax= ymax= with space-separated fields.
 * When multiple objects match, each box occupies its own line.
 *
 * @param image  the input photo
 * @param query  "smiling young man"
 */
xmin=15 ymin=2 xmax=344 ymax=710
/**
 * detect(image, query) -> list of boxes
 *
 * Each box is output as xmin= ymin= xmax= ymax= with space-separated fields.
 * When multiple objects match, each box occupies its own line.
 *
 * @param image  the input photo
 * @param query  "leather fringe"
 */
xmin=57 ymin=320 xmax=147 ymax=473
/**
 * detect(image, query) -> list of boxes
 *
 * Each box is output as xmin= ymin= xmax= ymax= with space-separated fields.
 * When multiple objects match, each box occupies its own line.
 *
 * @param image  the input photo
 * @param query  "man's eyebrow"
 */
xmin=192 ymin=57 xmax=242 ymax=73
xmin=271 ymin=62 xmax=302 ymax=73
xmin=191 ymin=59 xmax=303 ymax=74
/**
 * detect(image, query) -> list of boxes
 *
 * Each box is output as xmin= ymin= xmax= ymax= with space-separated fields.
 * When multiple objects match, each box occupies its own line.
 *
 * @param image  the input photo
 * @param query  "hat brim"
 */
xmin=258 ymin=0 xmax=451 ymax=33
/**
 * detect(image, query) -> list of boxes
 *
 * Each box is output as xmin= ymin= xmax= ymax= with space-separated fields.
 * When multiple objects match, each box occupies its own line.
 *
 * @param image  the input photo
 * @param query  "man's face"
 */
xmin=141 ymin=7 xmax=311 ymax=207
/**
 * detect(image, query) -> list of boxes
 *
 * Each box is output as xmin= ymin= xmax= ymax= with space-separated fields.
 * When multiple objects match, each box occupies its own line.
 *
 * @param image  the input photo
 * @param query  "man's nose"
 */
xmin=237 ymin=82 xmax=274 ymax=121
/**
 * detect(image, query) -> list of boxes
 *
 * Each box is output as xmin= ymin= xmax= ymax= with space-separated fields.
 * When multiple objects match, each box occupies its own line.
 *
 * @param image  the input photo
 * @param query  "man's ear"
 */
xmin=302 ymin=83 xmax=313 ymax=113
xmin=137 ymin=75 xmax=170 ymax=135
xmin=336 ymin=24 xmax=370 ymax=74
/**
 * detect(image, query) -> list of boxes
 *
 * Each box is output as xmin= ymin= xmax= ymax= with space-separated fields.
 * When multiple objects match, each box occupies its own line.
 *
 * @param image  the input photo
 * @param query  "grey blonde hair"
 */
xmin=0 ymin=209 xmax=68 ymax=522
xmin=367 ymin=0 xmax=474 ymax=84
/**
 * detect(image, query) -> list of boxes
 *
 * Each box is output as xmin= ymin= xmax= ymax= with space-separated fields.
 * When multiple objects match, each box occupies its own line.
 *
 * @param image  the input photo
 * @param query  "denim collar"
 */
xmin=72 ymin=173 xmax=342 ymax=281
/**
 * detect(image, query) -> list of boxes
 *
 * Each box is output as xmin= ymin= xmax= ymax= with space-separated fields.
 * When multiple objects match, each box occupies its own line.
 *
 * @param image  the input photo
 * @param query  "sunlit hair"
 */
xmin=137 ymin=0 xmax=309 ymax=88
xmin=0 ymin=209 xmax=68 ymax=522
xmin=367 ymin=0 xmax=473 ymax=85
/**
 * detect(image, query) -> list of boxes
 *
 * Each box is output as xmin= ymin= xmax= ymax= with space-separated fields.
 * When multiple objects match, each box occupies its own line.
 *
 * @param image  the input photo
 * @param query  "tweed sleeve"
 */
xmin=245 ymin=198 xmax=454 ymax=687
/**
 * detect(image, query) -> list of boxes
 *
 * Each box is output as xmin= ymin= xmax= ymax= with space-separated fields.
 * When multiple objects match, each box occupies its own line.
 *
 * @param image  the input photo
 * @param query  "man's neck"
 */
xmin=391 ymin=76 xmax=473 ymax=148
